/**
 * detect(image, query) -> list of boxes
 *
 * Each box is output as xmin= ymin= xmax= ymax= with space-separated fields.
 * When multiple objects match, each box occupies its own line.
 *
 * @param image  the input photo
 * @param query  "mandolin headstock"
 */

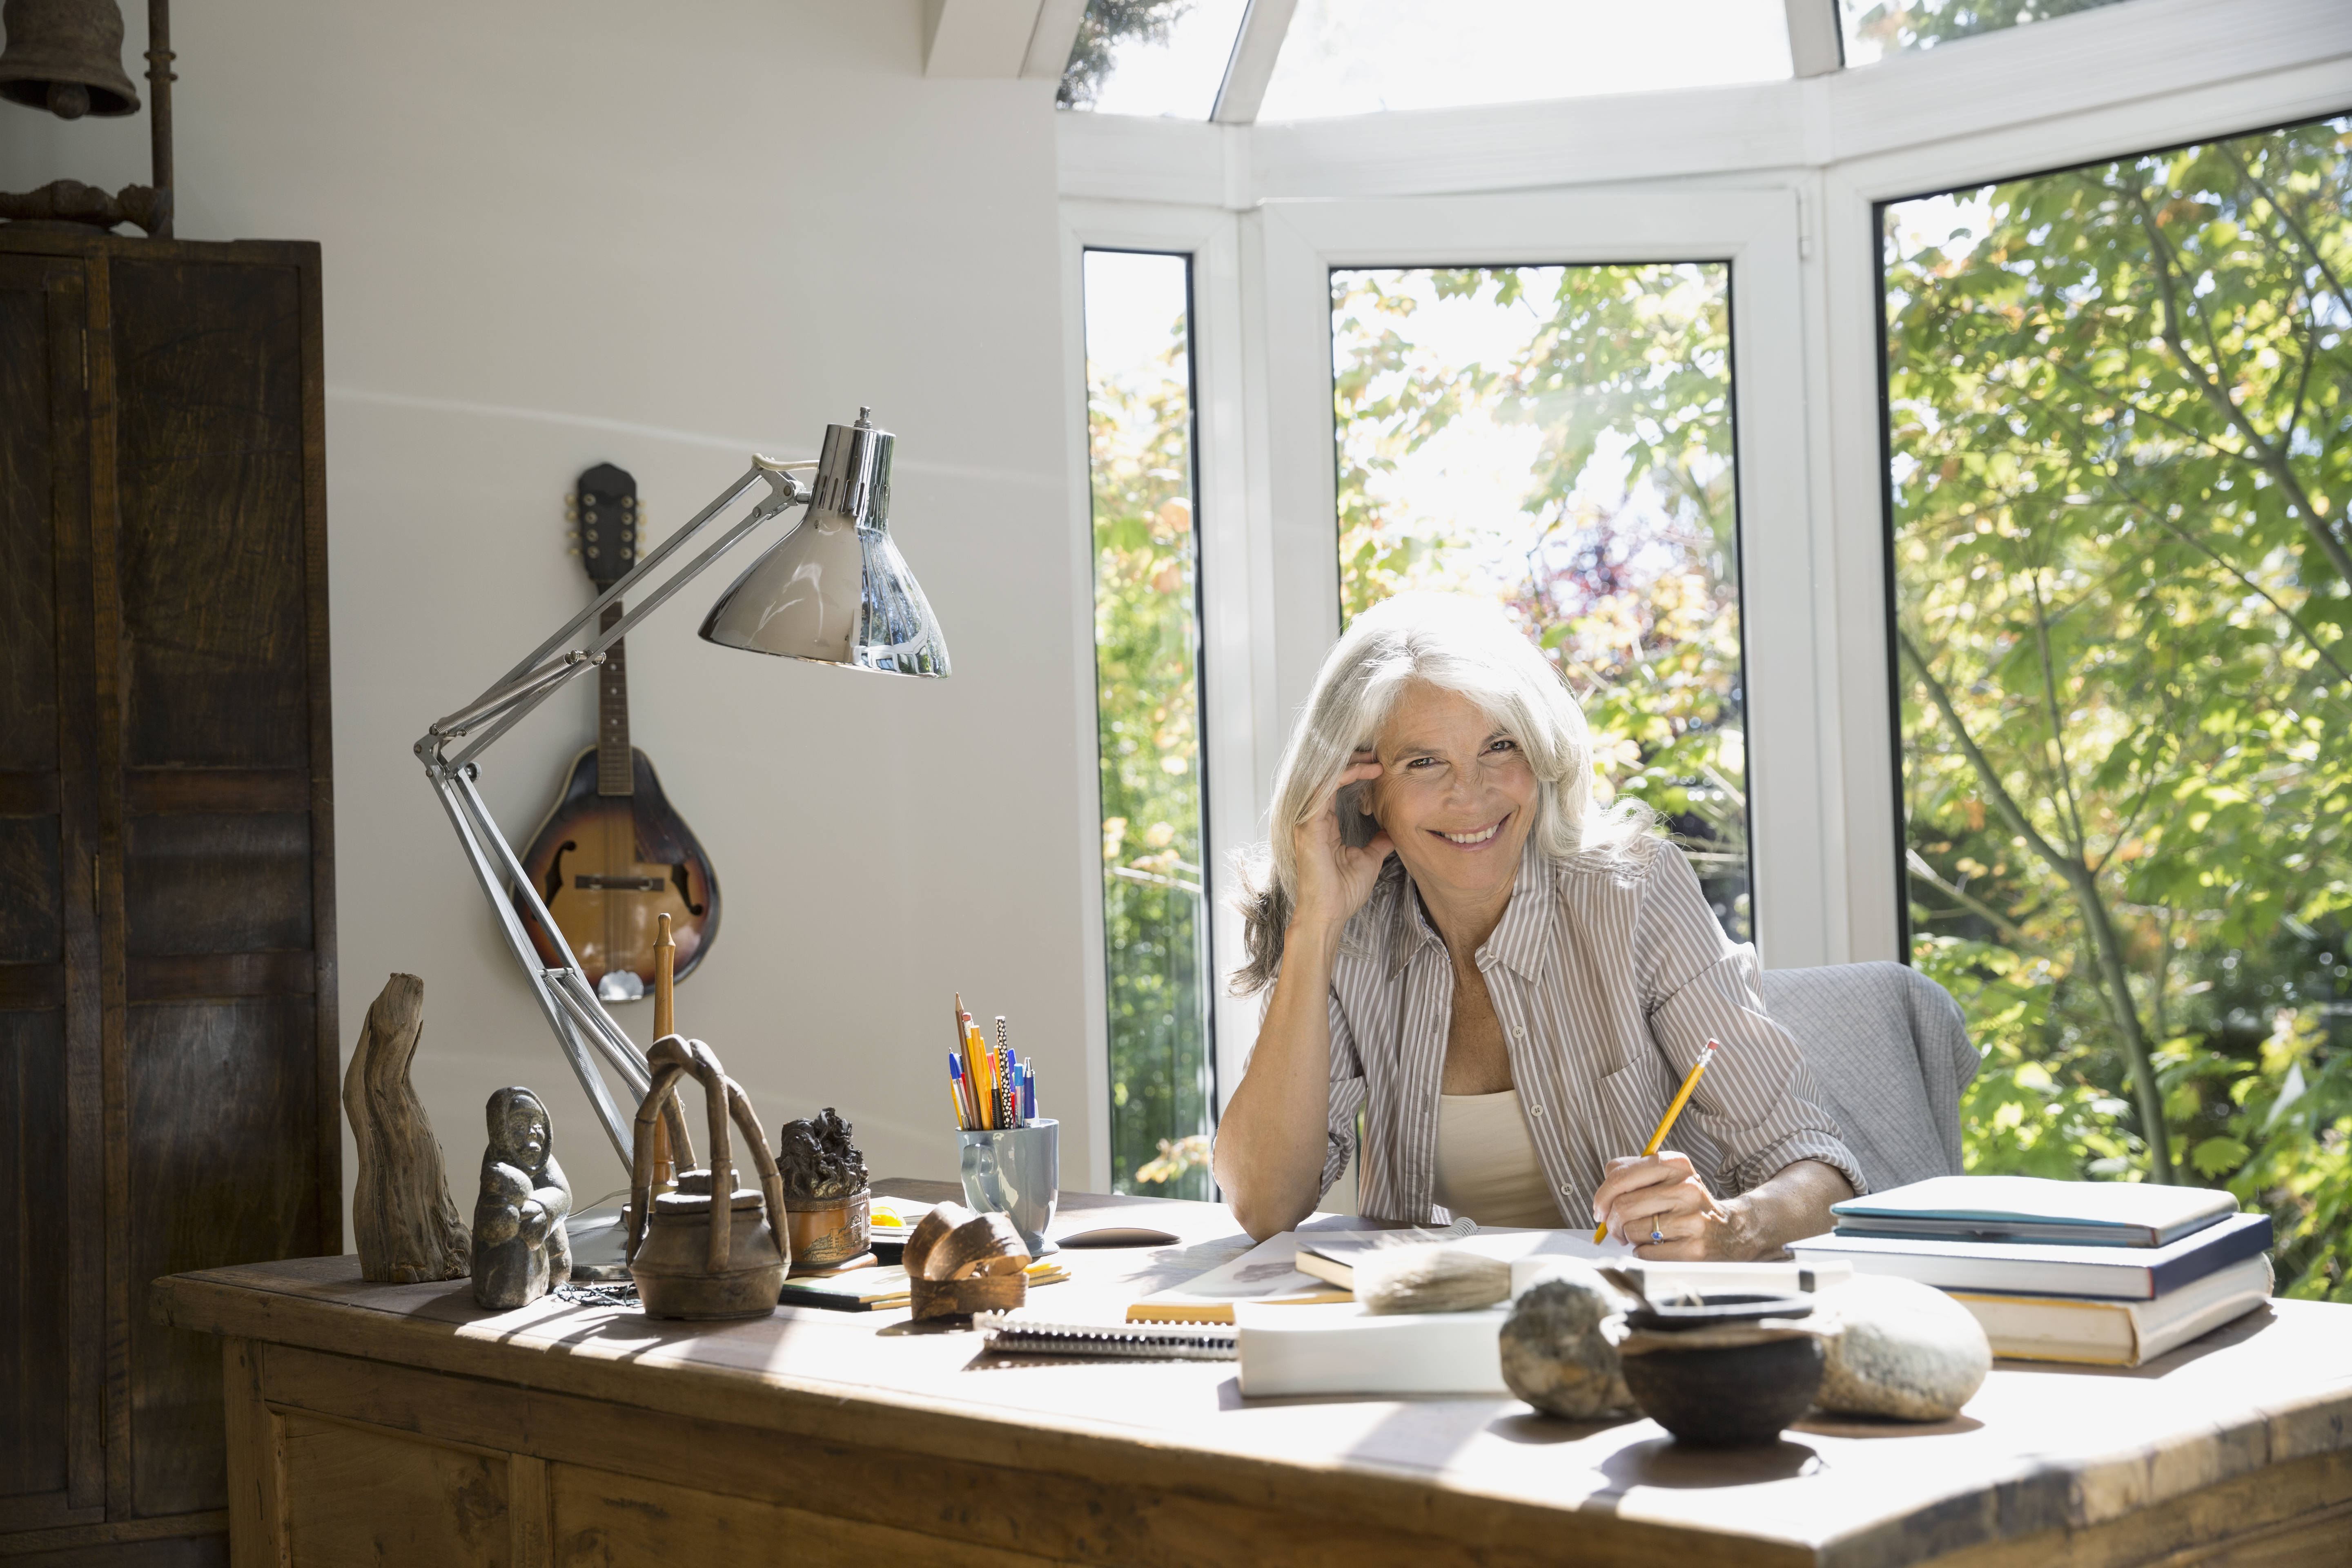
xmin=566 ymin=463 xmax=642 ymax=590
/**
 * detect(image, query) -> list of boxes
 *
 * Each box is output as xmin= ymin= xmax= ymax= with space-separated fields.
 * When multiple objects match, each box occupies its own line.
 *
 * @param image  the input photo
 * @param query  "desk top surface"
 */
xmin=154 ymin=1180 xmax=2352 ymax=1568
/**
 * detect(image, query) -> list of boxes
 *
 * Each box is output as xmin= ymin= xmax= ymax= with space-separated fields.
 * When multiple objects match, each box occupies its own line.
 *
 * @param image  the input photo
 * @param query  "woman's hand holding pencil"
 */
xmin=1588 ymin=1040 xmax=1746 ymax=1261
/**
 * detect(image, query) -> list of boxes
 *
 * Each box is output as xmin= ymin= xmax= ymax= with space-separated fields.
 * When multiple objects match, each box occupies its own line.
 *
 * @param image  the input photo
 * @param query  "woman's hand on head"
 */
xmin=1289 ymin=753 xmax=1393 ymax=937
xmin=1591 ymin=1151 xmax=1755 ymax=1263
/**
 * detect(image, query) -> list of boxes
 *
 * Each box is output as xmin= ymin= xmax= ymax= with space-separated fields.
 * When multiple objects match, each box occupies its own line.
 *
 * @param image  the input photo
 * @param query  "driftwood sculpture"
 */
xmin=904 ymin=1200 xmax=1028 ymax=1319
xmin=343 ymin=973 xmax=469 ymax=1283
xmin=472 ymin=1087 xmax=573 ymax=1309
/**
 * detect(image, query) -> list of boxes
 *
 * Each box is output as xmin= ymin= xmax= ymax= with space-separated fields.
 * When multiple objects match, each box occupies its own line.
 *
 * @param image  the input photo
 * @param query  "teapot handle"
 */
xmin=626 ymin=1033 xmax=789 ymax=1278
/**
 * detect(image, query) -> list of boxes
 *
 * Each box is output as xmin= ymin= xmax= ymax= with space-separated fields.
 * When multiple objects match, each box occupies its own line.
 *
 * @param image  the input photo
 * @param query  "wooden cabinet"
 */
xmin=0 ymin=229 xmax=339 ymax=1564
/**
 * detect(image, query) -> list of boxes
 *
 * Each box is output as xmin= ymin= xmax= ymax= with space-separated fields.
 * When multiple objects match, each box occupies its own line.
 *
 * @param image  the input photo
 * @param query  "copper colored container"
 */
xmin=783 ymin=1187 xmax=871 ymax=1274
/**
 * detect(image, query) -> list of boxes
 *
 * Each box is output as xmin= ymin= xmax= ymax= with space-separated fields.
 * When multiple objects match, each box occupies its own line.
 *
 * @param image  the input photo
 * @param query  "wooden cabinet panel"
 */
xmin=110 ymin=260 xmax=310 ymax=774
xmin=0 ymin=229 xmax=334 ymax=1561
xmin=0 ymin=265 xmax=60 ymax=775
xmin=546 ymin=1463 xmax=1050 ymax=1568
xmin=124 ymin=814 xmax=312 ymax=956
xmin=281 ymin=1417 xmax=510 ymax=1568
xmin=0 ymin=244 xmax=100 ymax=1539
xmin=0 ymin=1009 xmax=70 ymax=1504
xmin=127 ymin=998 xmax=321 ymax=1519
xmin=0 ymin=817 xmax=63 ymax=963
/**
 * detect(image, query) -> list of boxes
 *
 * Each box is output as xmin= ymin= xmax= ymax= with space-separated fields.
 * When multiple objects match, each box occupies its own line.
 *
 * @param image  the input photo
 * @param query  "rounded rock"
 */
xmin=1499 ymin=1261 xmax=1634 ymax=1419
xmin=1816 ymin=1274 xmax=1991 ymax=1421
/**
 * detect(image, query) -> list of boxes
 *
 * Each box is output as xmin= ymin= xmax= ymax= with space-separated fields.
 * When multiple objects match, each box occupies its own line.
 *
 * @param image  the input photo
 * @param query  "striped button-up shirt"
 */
xmin=1311 ymin=834 xmax=1866 ymax=1224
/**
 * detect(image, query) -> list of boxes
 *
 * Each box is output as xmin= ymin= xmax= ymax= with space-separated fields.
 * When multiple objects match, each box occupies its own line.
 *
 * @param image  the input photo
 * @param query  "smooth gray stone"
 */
xmin=471 ymin=1086 xmax=572 ymax=1312
xmin=1815 ymin=1274 xmax=1991 ymax=1421
xmin=1500 ymin=1261 xmax=1635 ymax=1419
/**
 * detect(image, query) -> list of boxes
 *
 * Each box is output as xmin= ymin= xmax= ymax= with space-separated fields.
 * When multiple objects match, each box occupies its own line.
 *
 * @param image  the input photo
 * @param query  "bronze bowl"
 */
xmin=782 ymin=1185 xmax=872 ymax=1274
xmin=1617 ymin=1293 xmax=1822 ymax=1448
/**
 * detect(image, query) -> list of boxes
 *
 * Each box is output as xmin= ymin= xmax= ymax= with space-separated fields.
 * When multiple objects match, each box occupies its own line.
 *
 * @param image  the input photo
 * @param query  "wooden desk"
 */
xmin=151 ymin=1181 xmax=2352 ymax=1568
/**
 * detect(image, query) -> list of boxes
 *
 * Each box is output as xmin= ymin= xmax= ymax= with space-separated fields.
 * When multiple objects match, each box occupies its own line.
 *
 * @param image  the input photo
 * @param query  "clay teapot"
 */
xmin=625 ymin=1035 xmax=791 ymax=1320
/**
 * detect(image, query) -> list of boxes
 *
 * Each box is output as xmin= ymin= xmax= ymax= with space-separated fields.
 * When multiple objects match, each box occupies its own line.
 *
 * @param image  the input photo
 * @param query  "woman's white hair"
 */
xmin=1231 ymin=591 xmax=1649 ymax=994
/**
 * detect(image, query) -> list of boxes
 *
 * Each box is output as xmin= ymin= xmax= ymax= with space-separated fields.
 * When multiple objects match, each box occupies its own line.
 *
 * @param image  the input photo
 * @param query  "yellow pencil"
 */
xmin=1595 ymin=1039 xmax=1719 ymax=1244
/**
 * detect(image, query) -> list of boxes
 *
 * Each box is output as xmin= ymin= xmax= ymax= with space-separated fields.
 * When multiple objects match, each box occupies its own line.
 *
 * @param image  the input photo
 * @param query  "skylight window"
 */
xmin=1837 ymin=0 xmax=2138 ymax=66
xmin=1058 ymin=0 xmax=1251 ymax=120
xmin=1256 ymin=0 xmax=1793 ymax=122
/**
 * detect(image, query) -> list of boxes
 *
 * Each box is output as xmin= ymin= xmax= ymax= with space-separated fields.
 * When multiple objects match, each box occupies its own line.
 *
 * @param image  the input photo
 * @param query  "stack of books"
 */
xmin=1788 ymin=1176 xmax=2273 ymax=1366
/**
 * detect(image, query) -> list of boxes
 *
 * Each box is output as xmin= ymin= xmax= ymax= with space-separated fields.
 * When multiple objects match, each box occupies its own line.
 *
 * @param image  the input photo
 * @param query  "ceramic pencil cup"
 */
xmin=958 ymin=1119 xmax=1058 ymax=1256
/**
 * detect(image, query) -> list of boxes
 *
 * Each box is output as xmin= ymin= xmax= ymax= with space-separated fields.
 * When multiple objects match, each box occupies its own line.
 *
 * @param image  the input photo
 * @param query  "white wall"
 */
xmin=2 ymin=4 xmax=1093 ymax=1217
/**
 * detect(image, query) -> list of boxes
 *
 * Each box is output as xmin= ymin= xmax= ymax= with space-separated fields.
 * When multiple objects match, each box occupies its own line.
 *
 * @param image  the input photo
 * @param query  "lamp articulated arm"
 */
xmin=413 ymin=459 xmax=814 ymax=1169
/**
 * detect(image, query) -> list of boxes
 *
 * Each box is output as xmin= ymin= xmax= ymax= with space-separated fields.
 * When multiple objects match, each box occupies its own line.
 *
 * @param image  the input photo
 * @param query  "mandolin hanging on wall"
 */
xmin=513 ymin=463 xmax=722 ymax=999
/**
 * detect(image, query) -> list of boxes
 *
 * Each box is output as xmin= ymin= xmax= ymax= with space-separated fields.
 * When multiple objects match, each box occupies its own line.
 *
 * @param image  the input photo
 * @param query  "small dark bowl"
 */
xmin=1619 ymin=1292 xmax=1822 ymax=1449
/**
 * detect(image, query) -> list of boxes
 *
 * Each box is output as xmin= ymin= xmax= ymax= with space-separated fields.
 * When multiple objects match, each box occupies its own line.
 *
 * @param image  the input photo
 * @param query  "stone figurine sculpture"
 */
xmin=471 ymin=1087 xmax=573 ymax=1310
xmin=773 ymin=1107 xmax=868 ymax=1198
xmin=773 ymin=1107 xmax=874 ymax=1272
xmin=343 ymin=973 xmax=469 ymax=1283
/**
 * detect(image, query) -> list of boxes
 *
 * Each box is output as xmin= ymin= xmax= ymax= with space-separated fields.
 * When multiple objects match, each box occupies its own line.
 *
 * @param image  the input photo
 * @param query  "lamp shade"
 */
xmin=697 ymin=410 xmax=951 ymax=677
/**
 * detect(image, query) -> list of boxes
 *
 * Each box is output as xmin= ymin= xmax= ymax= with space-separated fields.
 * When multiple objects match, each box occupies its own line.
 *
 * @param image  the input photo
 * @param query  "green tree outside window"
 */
xmin=1084 ymin=251 xmax=1215 ymax=1200
xmin=1888 ymin=116 xmax=2352 ymax=1297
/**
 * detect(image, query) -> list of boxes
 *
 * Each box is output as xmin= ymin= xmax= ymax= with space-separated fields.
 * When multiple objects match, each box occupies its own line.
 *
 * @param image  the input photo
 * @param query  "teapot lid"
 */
xmin=653 ymin=1187 xmax=765 ymax=1215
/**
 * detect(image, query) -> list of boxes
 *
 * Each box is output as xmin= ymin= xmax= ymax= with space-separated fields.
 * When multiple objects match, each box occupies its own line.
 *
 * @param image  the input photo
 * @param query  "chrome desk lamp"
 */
xmin=414 ymin=410 xmax=949 ymax=1169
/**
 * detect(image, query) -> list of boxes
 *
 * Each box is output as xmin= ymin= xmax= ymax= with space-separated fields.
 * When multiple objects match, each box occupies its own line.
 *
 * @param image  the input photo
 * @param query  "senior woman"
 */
xmin=1213 ymin=593 xmax=1863 ymax=1256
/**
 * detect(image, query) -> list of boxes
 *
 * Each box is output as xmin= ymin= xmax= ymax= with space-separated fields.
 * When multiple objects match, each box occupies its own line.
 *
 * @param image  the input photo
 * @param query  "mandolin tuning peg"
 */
xmin=568 ymin=546 xmax=581 ymax=555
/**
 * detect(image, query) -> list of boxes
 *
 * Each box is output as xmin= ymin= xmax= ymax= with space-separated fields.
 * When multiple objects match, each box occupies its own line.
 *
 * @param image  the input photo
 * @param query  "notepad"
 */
xmin=976 ymin=1312 xmax=1238 ymax=1360
xmin=777 ymin=1265 xmax=913 ymax=1312
xmin=1831 ymin=1176 xmax=2239 ymax=1248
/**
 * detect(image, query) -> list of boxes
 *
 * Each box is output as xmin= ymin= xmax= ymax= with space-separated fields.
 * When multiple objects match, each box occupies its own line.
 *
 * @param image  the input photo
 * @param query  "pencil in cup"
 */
xmin=952 ymin=994 xmax=985 ymax=1129
xmin=995 ymin=1018 xmax=1017 ymax=1128
xmin=948 ymin=1052 xmax=976 ymax=1130
xmin=1593 ymin=1039 xmax=1719 ymax=1244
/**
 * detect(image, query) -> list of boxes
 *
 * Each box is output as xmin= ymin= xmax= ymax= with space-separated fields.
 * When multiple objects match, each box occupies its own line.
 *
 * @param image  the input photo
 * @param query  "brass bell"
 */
xmin=0 ymin=0 xmax=142 ymax=120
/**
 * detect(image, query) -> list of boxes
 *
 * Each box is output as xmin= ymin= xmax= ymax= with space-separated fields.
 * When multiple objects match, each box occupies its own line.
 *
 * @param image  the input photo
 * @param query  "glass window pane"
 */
xmin=1260 ymin=0 xmax=1791 ymax=122
xmin=1886 ymin=117 xmax=2352 ymax=1285
xmin=1838 ymin=0 xmax=2138 ymax=66
xmin=1333 ymin=265 xmax=1751 ymax=941
xmin=1058 ymin=0 xmax=1251 ymax=118
xmin=1083 ymin=250 xmax=1216 ymax=1198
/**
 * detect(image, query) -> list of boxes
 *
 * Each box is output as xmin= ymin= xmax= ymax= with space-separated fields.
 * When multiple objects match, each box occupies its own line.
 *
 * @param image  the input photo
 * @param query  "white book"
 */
xmin=1788 ymin=1211 xmax=2272 ymax=1300
xmin=1234 ymin=1301 xmax=1512 ymax=1397
xmin=1948 ymin=1254 xmax=2274 ymax=1366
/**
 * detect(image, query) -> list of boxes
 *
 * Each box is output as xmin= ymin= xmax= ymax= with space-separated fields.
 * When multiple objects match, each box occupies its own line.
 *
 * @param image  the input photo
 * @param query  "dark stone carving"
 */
xmin=773 ymin=1107 xmax=867 ymax=1199
xmin=471 ymin=1087 xmax=572 ymax=1310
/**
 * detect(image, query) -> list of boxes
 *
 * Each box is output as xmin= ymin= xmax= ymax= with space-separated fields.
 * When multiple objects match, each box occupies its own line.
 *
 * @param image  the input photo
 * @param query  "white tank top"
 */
xmin=1431 ymin=1089 xmax=1566 ymax=1228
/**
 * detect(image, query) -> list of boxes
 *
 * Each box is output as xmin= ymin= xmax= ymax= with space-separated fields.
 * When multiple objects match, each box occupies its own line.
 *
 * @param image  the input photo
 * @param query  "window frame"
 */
xmin=1248 ymin=191 xmax=1844 ymax=969
xmin=1059 ymin=201 xmax=1254 ymax=1191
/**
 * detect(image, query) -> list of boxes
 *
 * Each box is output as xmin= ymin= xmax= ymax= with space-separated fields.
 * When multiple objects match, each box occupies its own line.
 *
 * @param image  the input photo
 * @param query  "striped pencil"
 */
xmin=995 ymin=1018 xmax=1017 ymax=1127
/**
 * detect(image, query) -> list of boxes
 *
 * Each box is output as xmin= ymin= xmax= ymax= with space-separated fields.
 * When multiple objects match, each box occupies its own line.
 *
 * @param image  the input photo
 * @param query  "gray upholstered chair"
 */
xmin=1758 ymin=961 xmax=1980 ymax=1194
